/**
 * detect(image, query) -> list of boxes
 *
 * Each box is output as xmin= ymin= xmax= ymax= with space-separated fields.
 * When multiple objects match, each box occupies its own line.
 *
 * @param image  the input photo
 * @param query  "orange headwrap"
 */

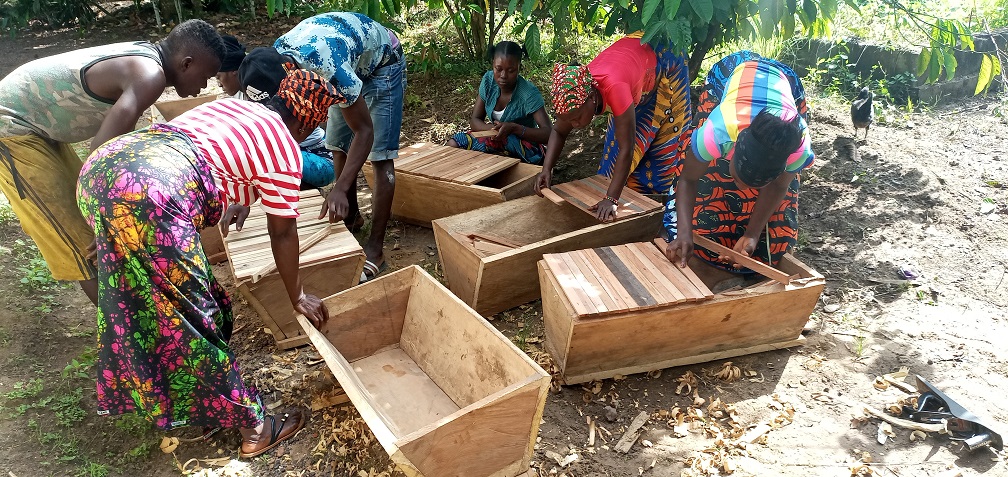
xmin=276 ymin=70 xmax=346 ymax=129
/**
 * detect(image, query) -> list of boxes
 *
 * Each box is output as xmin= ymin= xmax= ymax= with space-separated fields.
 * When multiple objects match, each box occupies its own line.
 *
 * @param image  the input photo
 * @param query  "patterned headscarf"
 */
xmin=551 ymin=63 xmax=594 ymax=115
xmin=276 ymin=70 xmax=345 ymax=129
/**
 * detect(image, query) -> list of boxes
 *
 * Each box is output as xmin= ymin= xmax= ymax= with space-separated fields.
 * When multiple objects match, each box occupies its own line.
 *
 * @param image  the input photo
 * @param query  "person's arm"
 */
xmin=533 ymin=119 xmax=573 ymax=195
xmin=87 ymin=57 xmax=167 ymax=151
xmin=664 ymin=147 xmax=708 ymax=268
xmin=493 ymin=108 xmax=552 ymax=145
xmin=469 ymin=96 xmax=494 ymax=131
xmin=266 ymin=214 xmax=329 ymax=327
xmin=320 ymin=97 xmax=374 ymax=222
xmin=588 ymin=108 xmax=635 ymax=222
xmin=731 ymin=171 xmax=795 ymax=261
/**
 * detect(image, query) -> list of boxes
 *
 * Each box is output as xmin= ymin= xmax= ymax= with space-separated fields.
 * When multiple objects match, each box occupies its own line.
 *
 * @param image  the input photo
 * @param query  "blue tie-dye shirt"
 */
xmin=274 ymin=12 xmax=396 ymax=107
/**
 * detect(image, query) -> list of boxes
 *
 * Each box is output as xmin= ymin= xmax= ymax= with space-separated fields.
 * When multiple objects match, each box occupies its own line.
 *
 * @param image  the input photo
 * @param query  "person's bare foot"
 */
xmin=239 ymin=409 xmax=307 ymax=458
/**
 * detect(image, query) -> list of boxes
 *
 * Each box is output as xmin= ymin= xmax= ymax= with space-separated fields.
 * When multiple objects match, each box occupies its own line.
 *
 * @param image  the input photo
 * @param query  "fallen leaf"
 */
xmin=160 ymin=436 xmax=179 ymax=453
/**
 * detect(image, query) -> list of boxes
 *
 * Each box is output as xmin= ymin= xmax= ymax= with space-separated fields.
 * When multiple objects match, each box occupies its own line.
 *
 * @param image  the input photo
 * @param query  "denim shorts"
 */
xmin=325 ymin=55 xmax=406 ymax=161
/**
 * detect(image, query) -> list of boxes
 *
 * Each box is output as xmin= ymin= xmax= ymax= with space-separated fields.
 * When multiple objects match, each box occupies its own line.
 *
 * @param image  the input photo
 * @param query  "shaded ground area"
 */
xmin=1 ymin=14 xmax=1007 ymax=477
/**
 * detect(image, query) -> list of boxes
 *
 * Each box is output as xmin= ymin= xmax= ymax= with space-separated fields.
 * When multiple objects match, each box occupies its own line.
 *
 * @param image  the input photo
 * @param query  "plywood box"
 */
xmin=297 ymin=266 xmax=550 ymax=477
xmin=152 ymin=94 xmax=218 ymax=122
xmin=224 ymin=192 xmax=365 ymax=349
xmin=362 ymin=142 xmax=541 ymax=227
xmin=539 ymin=241 xmax=825 ymax=384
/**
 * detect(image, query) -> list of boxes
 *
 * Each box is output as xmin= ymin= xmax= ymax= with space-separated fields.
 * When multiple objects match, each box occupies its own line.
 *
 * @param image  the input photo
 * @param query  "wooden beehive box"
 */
xmin=152 ymin=94 xmax=219 ymax=122
xmin=362 ymin=142 xmax=541 ymax=227
xmin=539 ymin=241 xmax=825 ymax=384
xmin=297 ymin=266 xmax=550 ymax=477
xmin=432 ymin=177 xmax=664 ymax=316
xmin=224 ymin=192 xmax=365 ymax=349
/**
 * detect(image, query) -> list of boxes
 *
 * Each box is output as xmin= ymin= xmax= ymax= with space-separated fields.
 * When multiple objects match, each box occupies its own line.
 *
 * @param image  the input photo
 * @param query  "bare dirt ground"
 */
xmin=1 ymin=13 xmax=1007 ymax=477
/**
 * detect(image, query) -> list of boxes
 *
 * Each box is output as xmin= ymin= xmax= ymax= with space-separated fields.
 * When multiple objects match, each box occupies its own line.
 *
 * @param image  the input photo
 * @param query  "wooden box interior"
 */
xmin=299 ymin=266 xmax=549 ymax=476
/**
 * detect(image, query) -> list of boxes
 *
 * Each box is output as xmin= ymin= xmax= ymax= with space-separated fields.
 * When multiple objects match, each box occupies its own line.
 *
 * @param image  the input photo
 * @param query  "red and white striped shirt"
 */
xmin=170 ymin=98 xmax=302 ymax=218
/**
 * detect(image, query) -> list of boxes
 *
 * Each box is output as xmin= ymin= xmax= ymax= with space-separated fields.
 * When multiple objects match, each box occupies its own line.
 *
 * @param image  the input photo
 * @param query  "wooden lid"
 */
xmin=551 ymin=175 xmax=662 ymax=221
xmin=391 ymin=142 xmax=519 ymax=185
xmin=543 ymin=242 xmax=713 ymax=318
xmin=223 ymin=192 xmax=364 ymax=283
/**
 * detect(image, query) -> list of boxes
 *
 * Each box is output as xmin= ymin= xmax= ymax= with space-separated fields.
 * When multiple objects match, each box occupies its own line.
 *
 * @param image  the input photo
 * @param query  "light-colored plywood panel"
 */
xmin=312 ymin=265 xmax=413 ymax=361
xmin=396 ymin=382 xmax=543 ymax=477
xmin=351 ymin=346 xmax=461 ymax=437
xmin=399 ymin=271 xmax=539 ymax=408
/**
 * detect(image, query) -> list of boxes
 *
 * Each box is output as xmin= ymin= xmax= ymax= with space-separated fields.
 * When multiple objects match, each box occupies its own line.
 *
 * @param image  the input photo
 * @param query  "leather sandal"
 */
xmin=239 ymin=410 xmax=307 ymax=458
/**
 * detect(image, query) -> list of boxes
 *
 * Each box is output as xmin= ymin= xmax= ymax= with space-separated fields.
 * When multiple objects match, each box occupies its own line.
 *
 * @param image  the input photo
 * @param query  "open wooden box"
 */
xmin=298 ymin=266 xmax=550 ymax=477
xmin=362 ymin=142 xmax=541 ymax=227
xmin=224 ymin=193 xmax=365 ymax=349
xmin=432 ymin=194 xmax=664 ymax=316
xmin=152 ymin=94 xmax=218 ymax=122
xmin=539 ymin=241 xmax=825 ymax=384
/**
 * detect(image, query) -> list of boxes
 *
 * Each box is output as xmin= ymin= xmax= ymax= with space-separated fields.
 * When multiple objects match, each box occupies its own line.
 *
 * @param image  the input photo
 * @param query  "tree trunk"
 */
xmin=472 ymin=6 xmax=487 ymax=60
xmin=688 ymin=22 xmax=720 ymax=83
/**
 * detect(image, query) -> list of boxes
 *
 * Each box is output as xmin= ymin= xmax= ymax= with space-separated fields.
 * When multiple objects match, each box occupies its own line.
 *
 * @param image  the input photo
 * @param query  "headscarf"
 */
xmin=276 ymin=70 xmax=345 ymax=128
xmin=219 ymin=35 xmax=246 ymax=72
xmin=551 ymin=63 xmax=594 ymax=115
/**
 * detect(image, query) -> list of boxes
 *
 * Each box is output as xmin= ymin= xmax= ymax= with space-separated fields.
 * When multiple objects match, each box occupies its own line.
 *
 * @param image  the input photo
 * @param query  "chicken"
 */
xmin=851 ymin=86 xmax=874 ymax=141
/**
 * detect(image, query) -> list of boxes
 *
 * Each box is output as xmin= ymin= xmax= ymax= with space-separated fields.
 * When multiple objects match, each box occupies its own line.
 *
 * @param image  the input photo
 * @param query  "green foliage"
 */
xmin=62 ymin=347 xmax=98 ymax=383
xmin=53 ymin=387 xmax=86 ymax=427
xmin=2 ymin=378 xmax=44 ymax=401
xmin=12 ymin=239 xmax=57 ymax=293
xmin=0 ymin=0 xmax=95 ymax=30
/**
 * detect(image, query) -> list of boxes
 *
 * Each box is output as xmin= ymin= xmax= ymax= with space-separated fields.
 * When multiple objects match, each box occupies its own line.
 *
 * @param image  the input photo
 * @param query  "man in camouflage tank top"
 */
xmin=0 ymin=19 xmax=224 ymax=305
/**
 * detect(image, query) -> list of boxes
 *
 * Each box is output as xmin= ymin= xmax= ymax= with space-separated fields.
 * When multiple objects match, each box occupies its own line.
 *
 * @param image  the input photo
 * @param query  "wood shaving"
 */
xmin=676 ymin=371 xmax=698 ymax=395
xmin=713 ymin=361 xmax=742 ymax=382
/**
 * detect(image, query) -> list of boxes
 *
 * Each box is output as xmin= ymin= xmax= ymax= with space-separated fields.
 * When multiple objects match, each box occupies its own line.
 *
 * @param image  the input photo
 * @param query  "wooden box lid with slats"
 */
xmin=362 ymin=142 xmax=542 ymax=227
xmin=543 ymin=242 xmax=713 ymax=318
xmin=539 ymin=241 xmax=825 ymax=384
xmin=222 ymin=191 xmax=365 ymax=349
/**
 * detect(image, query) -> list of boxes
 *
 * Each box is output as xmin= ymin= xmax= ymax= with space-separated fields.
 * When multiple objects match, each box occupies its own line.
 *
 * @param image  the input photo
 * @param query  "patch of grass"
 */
xmin=2 ymin=378 xmax=44 ymax=400
xmin=53 ymin=387 xmax=85 ymax=427
xmin=113 ymin=414 xmax=151 ymax=437
xmin=11 ymin=239 xmax=58 ymax=293
xmin=61 ymin=347 xmax=97 ymax=383
xmin=76 ymin=460 xmax=110 ymax=477
xmin=0 ymin=201 xmax=16 ymax=227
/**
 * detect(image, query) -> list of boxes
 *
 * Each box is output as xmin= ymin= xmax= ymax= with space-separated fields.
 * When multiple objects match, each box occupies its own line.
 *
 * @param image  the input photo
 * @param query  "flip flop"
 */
xmin=239 ymin=411 xmax=307 ymax=459
xmin=359 ymin=259 xmax=388 ymax=284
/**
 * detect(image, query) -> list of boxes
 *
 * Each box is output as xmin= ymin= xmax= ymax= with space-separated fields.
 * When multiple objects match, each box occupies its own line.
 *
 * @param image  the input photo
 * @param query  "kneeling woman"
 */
xmin=77 ymin=70 xmax=341 ymax=458
xmin=536 ymin=35 xmax=691 ymax=221
xmin=663 ymin=51 xmax=814 ymax=271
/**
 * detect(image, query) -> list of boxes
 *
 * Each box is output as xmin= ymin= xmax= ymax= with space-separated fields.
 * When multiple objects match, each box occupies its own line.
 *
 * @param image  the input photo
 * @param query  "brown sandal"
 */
xmin=239 ymin=411 xmax=307 ymax=458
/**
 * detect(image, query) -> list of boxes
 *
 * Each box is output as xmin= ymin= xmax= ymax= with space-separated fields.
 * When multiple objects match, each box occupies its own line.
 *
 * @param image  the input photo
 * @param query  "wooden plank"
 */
xmin=454 ymin=157 xmax=521 ymax=184
xmin=565 ymin=250 xmax=620 ymax=313
xmin=691 ymin=232 xmax=792 ymax=285
xmin=558 ymin=252 xmax=608 ymax=315
xmin=624 ymin=242 xmax=701 ymax=302
xmin=592 ymin=247 xmax=657 ymax=308
xmin=614 ymin=411 xmax=650 ymax=453
xmin=395 ymin=144 xmax=453 ymax=171
xmin=611 ymin=244 xmax=683 ymax=304
xmin=398 ymin=268 xmax=541 ymax=408
xmin=585 ymin=174 xmax=661 ymax=213
xmin=648 ymin=239 xmax=714 ymax=299
xmin=540 ymin=188 xmax=565 ymax=204
xmin=472 ymin=238 xmax=515 ymax=256
xmin=433 ymin=220 xmax=483 ymax=306
xmin=369 ymin=163 xmax=511 ymax=227
xmin=538 ymin=260 xmax=576 ymax=378
xmin=542 ymin=254 xmax=599 ymax=317
xmin=398 ymin=146 xmax=458 ymax=173
xmin=395 ymin=380 xmax=545 ymax=477
xmin=467 ymin=232 xmax=526 ymax=249
xmin=351 ymin=346 xmax=461 ymax=437
xmin=579 ymin=176 xmax=644 ymax=214
xmin=469 ymin=129 xmax=498 ymax=138
xmin=564 ymin=338 xmax=807 ymax=385
xmin=620 ymin=243 xmax=688 ymax=303
xmin=574 ymin=248 xmax=631 ymax=310
xmin=252 ymin=224 xmax=331 ymax=282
